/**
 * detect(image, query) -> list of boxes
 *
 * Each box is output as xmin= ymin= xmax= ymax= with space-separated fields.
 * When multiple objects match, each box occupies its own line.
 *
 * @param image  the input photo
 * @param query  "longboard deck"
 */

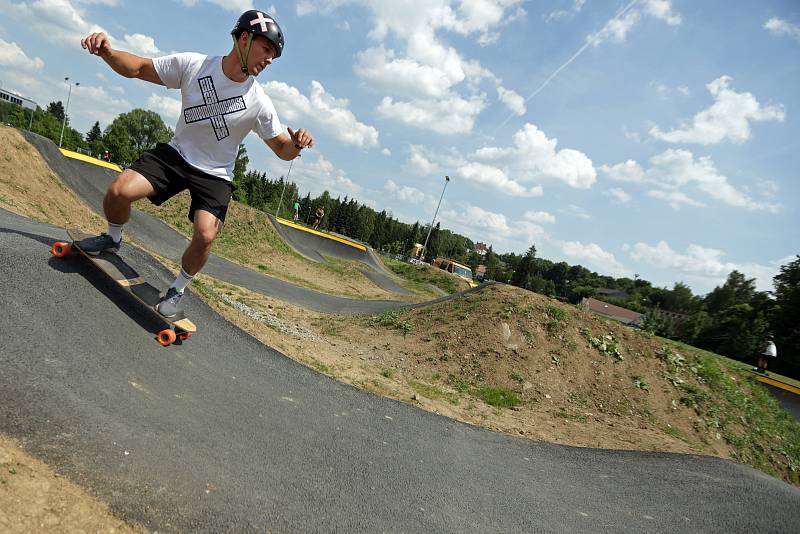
xmin=60 ymin=228 xmax=196 ymax=340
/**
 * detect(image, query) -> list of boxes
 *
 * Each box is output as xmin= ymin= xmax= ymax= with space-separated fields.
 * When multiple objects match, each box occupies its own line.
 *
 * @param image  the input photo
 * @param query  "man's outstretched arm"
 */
xmin=265 ymin=127 xmax=315 ymax=161
xmin=81 ymin=32 xmax=163 ymax=86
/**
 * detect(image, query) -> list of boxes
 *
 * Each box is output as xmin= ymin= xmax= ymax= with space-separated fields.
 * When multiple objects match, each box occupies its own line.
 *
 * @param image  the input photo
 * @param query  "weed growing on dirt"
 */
xmin=632 ymin=376 xmax=651 ymax=391
xmin=363 ymin=310 xmax=412 ymax=334
xmin=583 ymin=330 xmax=623 ymax=360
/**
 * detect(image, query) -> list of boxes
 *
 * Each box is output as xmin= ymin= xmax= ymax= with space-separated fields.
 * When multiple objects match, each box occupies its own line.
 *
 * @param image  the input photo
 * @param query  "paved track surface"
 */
xmin=2 ymin=208 xmax=800 ymax=532
xmin=266 ymin=214 xmax=411 ymax=295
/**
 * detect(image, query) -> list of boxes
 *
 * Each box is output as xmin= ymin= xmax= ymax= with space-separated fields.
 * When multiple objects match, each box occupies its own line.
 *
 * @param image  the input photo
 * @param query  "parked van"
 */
xmin=432 ymin=257 xmax=473 ymax=281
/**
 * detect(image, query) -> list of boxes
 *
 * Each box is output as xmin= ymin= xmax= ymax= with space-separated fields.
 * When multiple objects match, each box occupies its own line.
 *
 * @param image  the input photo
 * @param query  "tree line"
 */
xmin=3 ymin=99 xmax=797 ymax=378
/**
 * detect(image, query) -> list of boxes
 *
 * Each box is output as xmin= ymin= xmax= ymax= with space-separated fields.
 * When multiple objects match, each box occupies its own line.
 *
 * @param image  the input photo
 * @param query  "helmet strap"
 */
xmin=233 ymin=32 xmax=254 ymax=74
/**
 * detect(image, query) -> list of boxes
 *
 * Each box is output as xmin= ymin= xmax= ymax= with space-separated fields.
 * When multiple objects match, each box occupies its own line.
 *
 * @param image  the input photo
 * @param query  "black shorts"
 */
xmin=130 ymin=143 xmax=234 ymax=223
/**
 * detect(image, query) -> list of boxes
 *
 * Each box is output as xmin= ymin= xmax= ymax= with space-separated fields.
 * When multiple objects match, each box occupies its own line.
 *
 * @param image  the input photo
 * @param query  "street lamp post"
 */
xmin=420 ymin=175 xmax=450 ymax=262
xmin=58 ymin=77 xmax=79 ymax=148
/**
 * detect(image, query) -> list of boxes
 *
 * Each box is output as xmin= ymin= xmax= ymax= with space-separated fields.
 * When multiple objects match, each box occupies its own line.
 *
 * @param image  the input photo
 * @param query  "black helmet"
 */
xmin=231 ymin=10 xmax=284 ymax=58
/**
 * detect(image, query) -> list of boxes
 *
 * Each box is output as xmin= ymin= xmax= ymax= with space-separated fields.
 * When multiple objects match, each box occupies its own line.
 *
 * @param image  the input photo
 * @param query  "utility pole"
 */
xmin=58 ymin=77 xmax=79 ymax=148
xmin=421 ymin=175 xmax=450 ymax=261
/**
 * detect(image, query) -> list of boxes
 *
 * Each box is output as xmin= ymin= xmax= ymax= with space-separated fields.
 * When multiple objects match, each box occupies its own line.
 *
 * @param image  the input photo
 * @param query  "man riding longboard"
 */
xmin=75 ymin=10 xmax=314 ymax=318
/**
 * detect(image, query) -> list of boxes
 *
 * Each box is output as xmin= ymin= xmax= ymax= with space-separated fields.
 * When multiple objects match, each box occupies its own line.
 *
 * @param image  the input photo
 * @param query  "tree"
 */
xmin=86 ymin=121 xmax=103 ymax=155
xmin=103 ymin=109 xmax=173 ymax=164
xmin=771 ymin=256 xmax=800 ymax=377
xmin=233 ymin=143 xmax=249 ymax=191
xmin=47 ymin=101 xmax=65 ymax=122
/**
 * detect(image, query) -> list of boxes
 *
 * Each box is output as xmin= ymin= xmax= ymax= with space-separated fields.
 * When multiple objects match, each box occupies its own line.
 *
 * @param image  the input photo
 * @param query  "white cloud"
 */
xmin=475 ymin=123 xmax=596 ymax=189
xmin=0 ymin=38 xmax=44 ymax=71
xmin=602 ymin=149 xmax=780 ymax=212
xmin=276 ymin=151 xmax=363 ymax=200
xmin=263 ymin=80 xmax=379 ymax=149
xmin=497 ymin=86 xmax=525 ymax=116
xmin=647 ymin=149 xmax=778 ymax=212
xmin=354 ymin=45 xmax=454 ymax=100
xmin=557 ymin=240 xmax=631 ymax=277
xmin=764 ymin=17 xmax=800 ymax=42
xmin=600 ymin=159 xmax=644 ymax=182
xmin=381 ymin=148 xmax=391 ymax=156
xmin=68 ymin=84 xmax=131 ymax=128
xmin=605 ymin=188 xmax=631 ymax=203
xmin=457 ymin=161 xmax=543 ymax=197
xmin=629 ymin=240 xmax=778 ymax=291
xmin=646 ymin=189 xmax=704 ymax=209
xmin=441 ymin=202 xmax=548 ymax=249
xmin=545 ymin=0 xmax=586 ymax=23
xmin=649 ymin=76 xmax=785 ymax=145
xmin=121 ymin=33 xmax=161 ymax=57
xmin=405 ymin=122 xmax=595 ymax=197
xmin=524 ymin=210 xmax=556 ymax=224
xmin=588 ymin=0 xmax=680 ymax=47
xmin=298 ymin=0 xmax=525 ymax=134
xmin=405 ymin=145 xmax=441 ymax=175
xmin=384 ymin=179 xmax=425 ymax=204
xmin=376 ymin=94 xmax=486 ymax=135
xmin=653 ymin=81 xmax=690 ymax=99
xmin=7 ymin=0 xmax=162 ymax=55
xmin=147 ymin=93 xmax=182 ymax=122
xmin=559 ymin=204 xmax=591 ymax=220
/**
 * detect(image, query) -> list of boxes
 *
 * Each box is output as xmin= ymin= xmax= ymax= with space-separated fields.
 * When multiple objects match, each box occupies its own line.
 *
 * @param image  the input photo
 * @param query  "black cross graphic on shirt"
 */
xmin=183 ymin=76 xmax=246 ymax=141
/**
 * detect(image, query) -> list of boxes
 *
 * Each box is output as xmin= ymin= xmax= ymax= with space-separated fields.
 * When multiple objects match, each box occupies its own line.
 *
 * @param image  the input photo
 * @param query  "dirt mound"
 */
xmin=0 ymin=127 xmax=103 ymax=232
xmin=295 ymin=283 xmax=799 ymax=484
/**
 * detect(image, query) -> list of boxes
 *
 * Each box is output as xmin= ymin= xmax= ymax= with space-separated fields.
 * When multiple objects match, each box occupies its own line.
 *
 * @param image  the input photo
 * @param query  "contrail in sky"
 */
xmin=495 ymin=0 xmax=641 ymax=131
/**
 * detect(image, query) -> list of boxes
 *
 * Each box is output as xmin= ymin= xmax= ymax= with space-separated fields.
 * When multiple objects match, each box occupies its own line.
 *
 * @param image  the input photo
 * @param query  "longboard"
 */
xmin=50 ymin=228 xmax=197 ymax=346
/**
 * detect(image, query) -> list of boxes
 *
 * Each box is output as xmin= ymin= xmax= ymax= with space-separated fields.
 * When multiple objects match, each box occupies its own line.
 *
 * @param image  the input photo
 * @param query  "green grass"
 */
xmin=382 ymin=257 xmax=461 ymax=294
xmin=362 ymin=310 xmax=412 ymax=334
xmin=476 ymin=386 xmax=521 ymax=408
xmin=659 ymin=338 xmax=800 ymax=484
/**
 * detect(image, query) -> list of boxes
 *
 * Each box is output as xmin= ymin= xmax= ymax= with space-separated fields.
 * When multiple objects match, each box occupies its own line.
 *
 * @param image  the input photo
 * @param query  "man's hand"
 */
xmin=288 ymin=127 xmax=314 ymax=150
xmin=81 ymin=32 xmax=112 ymax=57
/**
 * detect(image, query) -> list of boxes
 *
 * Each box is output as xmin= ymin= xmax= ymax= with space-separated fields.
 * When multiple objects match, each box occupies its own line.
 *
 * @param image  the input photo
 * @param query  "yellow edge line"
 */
xmin=60 ymin=149 xmax=123 ymax=172
xmin=755 ymin=374 xmax=800 ymax=395
xmin=274 ymin=217 xmax=366 ymax=251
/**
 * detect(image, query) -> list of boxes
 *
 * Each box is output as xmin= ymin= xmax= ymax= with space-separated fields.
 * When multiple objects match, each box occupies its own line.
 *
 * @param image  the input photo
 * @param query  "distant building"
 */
xmin=0 ymin=86 xmax=36 ymax=111
xmin=474 ymin=242 xmax=488 ymax=256
xmin=596 ymin=287 xmax=629 ymax=299
xmin=581 ymin=297 xmax=644 ymax=326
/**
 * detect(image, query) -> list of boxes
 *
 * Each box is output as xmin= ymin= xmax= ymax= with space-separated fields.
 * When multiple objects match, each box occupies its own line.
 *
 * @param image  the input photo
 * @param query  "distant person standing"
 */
xmin=755 ymin=335 xmax=777 ymax=374
xmin=293 ymin=199 xmax=300 ymax=222
xmin=312 ymin=206 xmax=324 ymax=230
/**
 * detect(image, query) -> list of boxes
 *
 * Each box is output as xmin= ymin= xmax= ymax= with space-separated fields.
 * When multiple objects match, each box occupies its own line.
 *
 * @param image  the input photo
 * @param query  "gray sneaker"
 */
xmin=76 ymin=233 xmax=121 ymax=254
xmin=156 ymin=287 xmax=184 ymax=318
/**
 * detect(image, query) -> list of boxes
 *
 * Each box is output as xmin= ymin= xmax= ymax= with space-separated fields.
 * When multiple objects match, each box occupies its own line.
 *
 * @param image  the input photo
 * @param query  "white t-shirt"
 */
xmin=153 ymin=53 xmax=283 ymax=181
xmin=763 ymin=341 xmax=777 ymax=357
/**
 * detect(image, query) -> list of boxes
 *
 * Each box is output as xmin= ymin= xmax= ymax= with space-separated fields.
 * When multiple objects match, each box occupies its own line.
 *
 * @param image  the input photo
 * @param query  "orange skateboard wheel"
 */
xmin=178 ymin=332 xmax=192 ymax=341
xmin=157 ymin=329 xmax=177 ymax=346
xmin=51 ymin=241 xmax=72 ymax=258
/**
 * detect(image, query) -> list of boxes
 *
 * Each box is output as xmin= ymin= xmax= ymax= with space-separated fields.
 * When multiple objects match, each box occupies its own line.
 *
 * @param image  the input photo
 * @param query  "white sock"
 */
xmin=107 ymin=222 xmax=124 ymax=243
xmin=169 ymin=268 xmax=194 ymax=293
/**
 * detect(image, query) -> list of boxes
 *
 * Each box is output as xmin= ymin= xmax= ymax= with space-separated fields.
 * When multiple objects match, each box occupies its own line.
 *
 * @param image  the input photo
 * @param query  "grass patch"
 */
xmin=476 ymin=386 xmax=521 ymax=408
xmin=408 ymin=379 xmax=460 ymax=404
xmin=383 ymin=257 xmax=461 ymax=294
xmin=363 ymin=310 xmax=412 ymax=334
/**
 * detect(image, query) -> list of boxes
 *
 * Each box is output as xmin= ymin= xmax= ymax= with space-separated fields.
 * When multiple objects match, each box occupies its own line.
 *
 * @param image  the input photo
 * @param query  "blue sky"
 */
xmin=1 ymin=0 xmax=798 ymax=294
